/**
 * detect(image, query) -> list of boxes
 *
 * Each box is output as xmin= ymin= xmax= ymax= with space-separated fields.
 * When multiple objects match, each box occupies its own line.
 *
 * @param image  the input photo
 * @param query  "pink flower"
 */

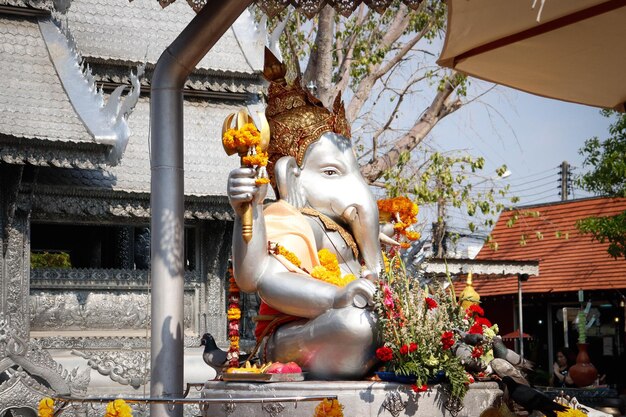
xmin=425 ymin=297 xmax=438 ymax=310
xmin=382 ymin=283 xmax=394 ymax=309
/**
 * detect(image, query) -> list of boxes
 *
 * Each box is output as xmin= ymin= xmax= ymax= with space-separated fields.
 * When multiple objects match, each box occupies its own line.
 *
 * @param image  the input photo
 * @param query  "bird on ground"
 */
xmin=492 ymin=337 xmax=534 ymax=371
xmin=490 ymin=358 xmax=529 ymax=385
xmin=501 ymin=376 xmax=567 ymax=417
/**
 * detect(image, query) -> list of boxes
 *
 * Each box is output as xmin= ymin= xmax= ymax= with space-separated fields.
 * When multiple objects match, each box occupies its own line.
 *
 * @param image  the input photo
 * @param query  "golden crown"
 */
xmin=263 ymin=48 xmax=351 ymax=184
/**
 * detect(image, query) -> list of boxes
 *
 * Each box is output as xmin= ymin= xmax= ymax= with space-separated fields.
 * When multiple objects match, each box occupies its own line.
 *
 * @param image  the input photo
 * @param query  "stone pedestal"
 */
xmin=202 ymin=380 xmax=502 ymax=417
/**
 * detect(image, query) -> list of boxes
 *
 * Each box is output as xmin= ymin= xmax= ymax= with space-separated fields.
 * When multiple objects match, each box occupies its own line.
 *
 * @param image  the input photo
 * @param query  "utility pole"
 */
xmin=559 ymin=161 xmax=571 ymax=201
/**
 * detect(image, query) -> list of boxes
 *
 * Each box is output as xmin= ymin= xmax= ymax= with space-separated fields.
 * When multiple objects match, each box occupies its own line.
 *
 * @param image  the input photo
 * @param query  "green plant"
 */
xmin=31 ymin=252 xmax=71 ymax=269
xmin=577 ymin=310 xmax=587 ymax=344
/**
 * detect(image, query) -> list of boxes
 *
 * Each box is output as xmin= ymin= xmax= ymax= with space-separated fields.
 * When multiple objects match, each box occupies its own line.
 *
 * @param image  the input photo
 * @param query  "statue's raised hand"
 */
xmin=333 ymin=278 xmax=376 ymax=310
xmin=227 ymin=167 xmax=268 ymax=219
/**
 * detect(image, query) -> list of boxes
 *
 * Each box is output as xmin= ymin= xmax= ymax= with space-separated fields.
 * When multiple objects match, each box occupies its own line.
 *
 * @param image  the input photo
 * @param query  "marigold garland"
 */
xmin=104 ymin=399 xmax=133 ymax=417
xmin=269 ymin=242 xmax=302 ymax=268
xmin=38 ymin=397 xmax=54 ymax=417
xmin=314 ymin=398 xmax=344 ymax=417
xmin=310 ymin=249 xmax=356 ymax=287
xmin=226 ymin=263 xmax=241 ymax=367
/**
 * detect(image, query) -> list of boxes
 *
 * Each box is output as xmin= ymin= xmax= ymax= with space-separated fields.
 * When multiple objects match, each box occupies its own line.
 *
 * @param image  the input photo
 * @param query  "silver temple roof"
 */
xmin=65 ymin=0 xmax=264 ymax=74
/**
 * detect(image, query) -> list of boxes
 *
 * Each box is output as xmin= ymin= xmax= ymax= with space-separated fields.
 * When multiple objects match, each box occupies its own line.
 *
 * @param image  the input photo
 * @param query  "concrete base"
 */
xmin=202 ymin=380 xmax=502 ymax=417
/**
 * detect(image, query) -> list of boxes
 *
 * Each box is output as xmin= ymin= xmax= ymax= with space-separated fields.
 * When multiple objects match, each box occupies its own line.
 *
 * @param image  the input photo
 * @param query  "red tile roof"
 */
xmin=472 ymin=197 xmax=626 ymax=296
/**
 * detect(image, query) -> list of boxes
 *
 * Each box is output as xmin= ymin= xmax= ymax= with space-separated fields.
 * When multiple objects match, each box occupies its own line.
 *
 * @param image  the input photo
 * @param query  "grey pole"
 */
xmin=150 ymin=1 xmax=252 ymax=417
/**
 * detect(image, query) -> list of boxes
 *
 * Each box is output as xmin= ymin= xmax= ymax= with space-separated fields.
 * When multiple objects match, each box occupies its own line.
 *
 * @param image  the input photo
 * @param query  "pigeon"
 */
xmin=490 ymin=358 xmax=529 ymax=385
xmin=492 ymin=337 xmax=534 ymax=371
xmin=200 ymin=333 xmax=251 ymax=369
xmin=200 ymin=333 xmax=228 ymax=369
xmin=501 ymin=376 xmax=567 ymax=417
xmin=454 ymin=328 xmax=485 ymax=346
xmin=453 ymin=343 xmax=487 ymax=373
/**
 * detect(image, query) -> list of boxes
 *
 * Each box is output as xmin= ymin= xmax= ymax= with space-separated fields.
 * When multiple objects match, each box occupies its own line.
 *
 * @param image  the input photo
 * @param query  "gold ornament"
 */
xmin=262 ymin=48 xmax=351 ymax=189
xmin=460 ymin=271 xmax=481 ymax=310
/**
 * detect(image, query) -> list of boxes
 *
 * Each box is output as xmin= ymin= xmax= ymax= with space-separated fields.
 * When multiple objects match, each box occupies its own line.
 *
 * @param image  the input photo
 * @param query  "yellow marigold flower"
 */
xmin=318 ymin=249 xmax=340 ymax=274
xmin=556 ymin=408 xmax=588 ymax=417
xmin=105 ymin=399 xmax=133 ymax=417
xmin=38 ymin=397 xmax=55 ymax=417
xmin=274 ymin=244 xmax=302 ymax=268
xmin=255 ymin=177 xmax=270 ymax=185
xmin=227 ymin=307 xmax=241 ymax=321
xmin=314 ymin=399 xmax=344 ymax=417
xmin=404 ymin=230 xmax=421 ymax=241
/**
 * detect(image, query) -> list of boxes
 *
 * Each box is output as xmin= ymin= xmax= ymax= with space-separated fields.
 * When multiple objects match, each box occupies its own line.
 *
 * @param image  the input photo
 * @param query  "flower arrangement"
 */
xmin=374 ymin=255 xmax=499 ymax=405
xmin=226 ymin=263 xmax=241 ymax=367
xmin=222 ymin=121 xmax=269 ymax=185
xmin=377 ymin=196 xmax=420 ymax=249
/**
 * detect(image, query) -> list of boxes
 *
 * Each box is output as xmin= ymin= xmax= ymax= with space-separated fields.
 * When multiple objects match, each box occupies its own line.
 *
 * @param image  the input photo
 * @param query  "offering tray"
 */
xmin=223 ymin=372 xmax=305 ymax=383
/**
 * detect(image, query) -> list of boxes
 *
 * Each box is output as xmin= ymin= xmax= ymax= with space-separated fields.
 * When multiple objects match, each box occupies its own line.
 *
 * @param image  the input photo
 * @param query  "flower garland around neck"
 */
xmin=222 ymin=122 xmax=269 ymax=185
xmin=226 ymin=262 xmax=241 ymax=367
xmin=377 ymin=196 xmax=420 ymax=250
xmin=314 ymin=398 xmax=344 ymax=417
xmin=269 ymin=243 xmax=355 ymax=287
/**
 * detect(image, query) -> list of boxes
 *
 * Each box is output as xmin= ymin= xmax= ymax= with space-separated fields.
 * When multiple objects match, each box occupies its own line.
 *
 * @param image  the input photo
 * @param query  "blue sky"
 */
xmin=412 ymin=80 xmax=614 ymax=240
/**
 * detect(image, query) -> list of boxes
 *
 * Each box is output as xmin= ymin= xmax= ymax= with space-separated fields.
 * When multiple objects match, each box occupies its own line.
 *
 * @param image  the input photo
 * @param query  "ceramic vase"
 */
xmin=568 ymin=343 xmax=598 ymax=387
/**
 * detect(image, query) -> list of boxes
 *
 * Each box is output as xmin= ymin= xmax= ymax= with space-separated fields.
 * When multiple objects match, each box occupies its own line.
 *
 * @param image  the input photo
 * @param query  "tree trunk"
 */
xmin=303 ymin=5 xmax=335 ymax=107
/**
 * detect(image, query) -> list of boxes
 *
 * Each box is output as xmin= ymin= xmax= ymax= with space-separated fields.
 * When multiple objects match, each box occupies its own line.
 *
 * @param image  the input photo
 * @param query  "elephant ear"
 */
xmin=274 ymin=156 xmax=305 ymax=208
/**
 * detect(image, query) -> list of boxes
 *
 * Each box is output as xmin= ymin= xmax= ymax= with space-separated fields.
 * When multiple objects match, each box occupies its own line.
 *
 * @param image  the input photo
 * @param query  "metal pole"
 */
xmin=518 ymin=276 xmax=524 ymax=358
xmin=150 ymin=1 xmax=252 ymax=417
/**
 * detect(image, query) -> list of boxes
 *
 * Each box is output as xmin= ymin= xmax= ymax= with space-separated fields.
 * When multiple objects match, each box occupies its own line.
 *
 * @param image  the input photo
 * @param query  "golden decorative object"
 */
xmin=460 ymin=271 xmax=481 ymax=310
xmin=222 ymin=109 xmax=269 ymax=243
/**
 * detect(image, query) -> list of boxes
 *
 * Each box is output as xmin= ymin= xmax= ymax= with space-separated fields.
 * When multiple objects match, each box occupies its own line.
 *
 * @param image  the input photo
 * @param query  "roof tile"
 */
xmin=473 ymin=197 xmax=626 ymax=296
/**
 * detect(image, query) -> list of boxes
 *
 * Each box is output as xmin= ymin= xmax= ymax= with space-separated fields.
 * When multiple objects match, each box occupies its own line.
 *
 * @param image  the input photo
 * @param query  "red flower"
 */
xmin=441 ymin=331 xmax=455 ymax=350
xmin=399 ymin=344 xmax=409 ymax=355
xmin=411 ymin=384 xmax=428 ymax=393
xmin=376 ymin=346 xmax=394 ymax=362
xmin=471 ymin=345 xmax=484 ymax=358
xmin=466 ymin=373 xmax=475 ymax=384
xmin=475 ymin=316 xmax=492 ymax=328
xmin=409 ymin=342 xmax=418 ymax=353
xmin=468 ymin=322 xmax=484 ymax=335
xmin=425 ymin=297 xmax=438 ymax=310
xmin=466 ymin=304 xmax=484 ymax=317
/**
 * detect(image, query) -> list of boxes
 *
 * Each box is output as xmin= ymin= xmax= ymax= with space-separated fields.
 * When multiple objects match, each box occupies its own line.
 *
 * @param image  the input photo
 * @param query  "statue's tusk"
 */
xmin=379 ymin=233 xmax=400 ymax=246
xmin=342 ymin=206 xmax=358 ymax=222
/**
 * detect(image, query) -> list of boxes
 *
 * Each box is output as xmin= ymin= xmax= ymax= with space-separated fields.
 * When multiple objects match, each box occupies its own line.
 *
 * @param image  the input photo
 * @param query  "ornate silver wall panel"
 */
xmin=30 ymin=290 xmax=197 ymax=331
xmin=2 ymin=211 xmax=30 ymax=339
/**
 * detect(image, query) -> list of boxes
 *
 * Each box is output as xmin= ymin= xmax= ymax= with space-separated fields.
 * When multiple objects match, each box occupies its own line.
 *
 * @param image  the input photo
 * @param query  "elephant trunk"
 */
xmin=341 ymin=202 xmax=383 ymax=281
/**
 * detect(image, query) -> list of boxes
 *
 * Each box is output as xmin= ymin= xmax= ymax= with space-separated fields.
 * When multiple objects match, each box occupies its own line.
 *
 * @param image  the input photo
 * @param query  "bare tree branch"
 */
xmin=360 ymin=75 xmax=463 ymax=183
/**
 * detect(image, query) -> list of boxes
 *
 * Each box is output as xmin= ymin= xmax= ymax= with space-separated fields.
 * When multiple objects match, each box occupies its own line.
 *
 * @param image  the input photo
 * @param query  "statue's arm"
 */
xmin=228 ymin=167 xmax=270 ymax=293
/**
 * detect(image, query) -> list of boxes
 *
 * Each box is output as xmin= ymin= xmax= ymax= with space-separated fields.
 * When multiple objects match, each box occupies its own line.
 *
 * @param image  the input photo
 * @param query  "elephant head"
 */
xmin=273 ymin=132 xmax=383 ymax=280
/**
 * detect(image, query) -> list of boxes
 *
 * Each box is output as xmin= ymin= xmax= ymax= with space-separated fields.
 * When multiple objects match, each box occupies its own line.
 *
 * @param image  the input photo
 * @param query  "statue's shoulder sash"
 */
xmin=299 ymin=207 xmax=359 ymax=259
